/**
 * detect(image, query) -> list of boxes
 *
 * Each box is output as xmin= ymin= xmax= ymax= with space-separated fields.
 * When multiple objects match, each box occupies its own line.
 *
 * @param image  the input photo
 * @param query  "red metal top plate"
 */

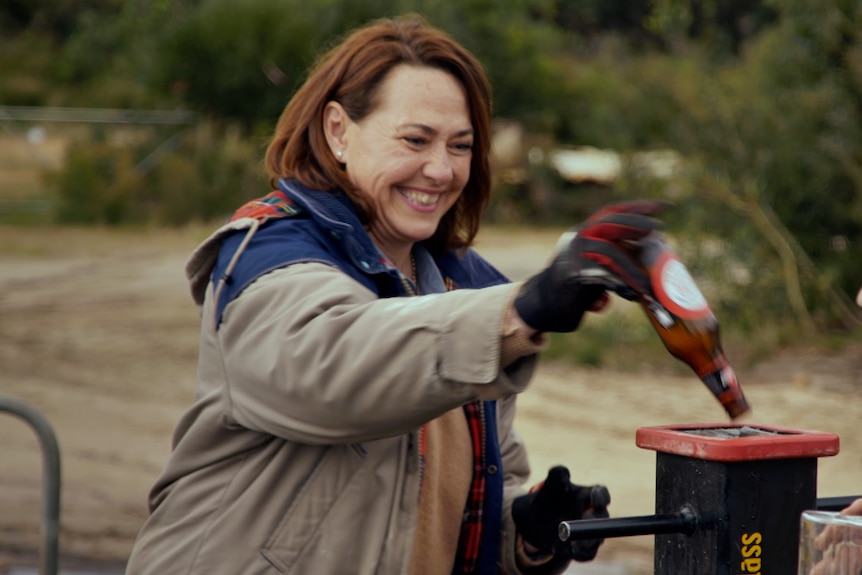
xmin=635 ymin=423 xmax=840 ymax=462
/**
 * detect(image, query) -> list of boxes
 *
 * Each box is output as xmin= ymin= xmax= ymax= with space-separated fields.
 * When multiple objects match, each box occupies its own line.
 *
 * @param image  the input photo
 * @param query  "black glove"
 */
xmin=512 ymin=466 xmax=611 ymax=562
xmin=514 ymin=200 xmax=669 ymax=332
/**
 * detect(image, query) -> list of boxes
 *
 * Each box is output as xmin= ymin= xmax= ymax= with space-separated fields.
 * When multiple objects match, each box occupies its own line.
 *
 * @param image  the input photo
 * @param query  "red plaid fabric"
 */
xmin=229 ymin=190 xmax=300 ymax=222
xmin=453 ymin=400 xmax=487 ymax=574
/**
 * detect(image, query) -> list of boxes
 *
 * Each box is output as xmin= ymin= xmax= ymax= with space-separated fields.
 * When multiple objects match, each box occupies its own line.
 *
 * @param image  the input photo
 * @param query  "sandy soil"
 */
xmin=0 ymin=224 xmax=860 ymax=574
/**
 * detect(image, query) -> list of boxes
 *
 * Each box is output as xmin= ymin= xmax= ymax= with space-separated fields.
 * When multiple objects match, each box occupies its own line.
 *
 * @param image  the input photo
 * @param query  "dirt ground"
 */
xmin=0 ymin=224 xmax=860 ymax=574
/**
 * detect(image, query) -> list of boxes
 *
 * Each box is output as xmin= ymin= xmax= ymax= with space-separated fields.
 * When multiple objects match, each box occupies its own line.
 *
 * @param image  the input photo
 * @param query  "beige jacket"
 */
xmin=125 ymin=221 xmax=549 ymax=575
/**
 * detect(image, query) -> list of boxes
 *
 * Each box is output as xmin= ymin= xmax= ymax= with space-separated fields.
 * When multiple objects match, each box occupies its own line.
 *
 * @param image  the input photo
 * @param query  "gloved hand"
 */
xmin=513 ymin=200 xmax=670 ymax=332
xmin=512 ymin=466 xmax=611 ymax=562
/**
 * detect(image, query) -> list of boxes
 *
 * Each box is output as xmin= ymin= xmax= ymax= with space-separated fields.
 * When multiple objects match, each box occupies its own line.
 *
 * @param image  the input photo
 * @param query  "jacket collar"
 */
xmin=276 ymin=179 xmax=393 ymax=276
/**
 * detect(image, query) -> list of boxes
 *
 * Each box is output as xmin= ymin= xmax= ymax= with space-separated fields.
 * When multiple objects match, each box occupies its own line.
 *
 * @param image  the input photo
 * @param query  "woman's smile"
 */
xmin=398 ymin=186 xmax=444 ymax=211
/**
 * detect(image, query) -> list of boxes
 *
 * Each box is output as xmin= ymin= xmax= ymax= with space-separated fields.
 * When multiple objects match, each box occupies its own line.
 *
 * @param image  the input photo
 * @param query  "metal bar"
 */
xmin=0 ymin=105 xmax=195 ymax=125
xmin=559 ymin=505 xmax=699 ymax=541
xmin=0 ymin=395 xmax=62 ymax=575
xmin=817 ymin=495 xmax=862 ymax=512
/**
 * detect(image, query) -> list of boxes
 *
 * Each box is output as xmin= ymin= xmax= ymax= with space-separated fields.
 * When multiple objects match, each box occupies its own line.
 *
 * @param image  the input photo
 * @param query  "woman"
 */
xmin=126 ymin=14 xmax=663 ymax=575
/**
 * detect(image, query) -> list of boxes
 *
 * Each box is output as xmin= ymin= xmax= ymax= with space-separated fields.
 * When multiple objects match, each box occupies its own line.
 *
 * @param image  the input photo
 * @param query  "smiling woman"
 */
xmin=319 ymin=64 xmax=473 ymax=273
xmin=265 ymin=13 xmax=494 ymax=266
xmin=123 ymin=14 xmax=673 ymax=575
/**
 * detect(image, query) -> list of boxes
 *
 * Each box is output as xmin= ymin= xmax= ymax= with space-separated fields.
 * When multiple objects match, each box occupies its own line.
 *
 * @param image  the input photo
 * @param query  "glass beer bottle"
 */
xmin=629 ymin=232 xmax=751 ymax=420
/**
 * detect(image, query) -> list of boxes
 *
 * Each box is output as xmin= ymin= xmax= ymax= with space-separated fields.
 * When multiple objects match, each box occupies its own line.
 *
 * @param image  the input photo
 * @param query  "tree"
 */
xmin=151 ymin=0 xmax=566 ymax=131
xmin=640 ymin=0 xmax=862 ymax=329
xmin=0 ymin=0 xmax=123 ymax=38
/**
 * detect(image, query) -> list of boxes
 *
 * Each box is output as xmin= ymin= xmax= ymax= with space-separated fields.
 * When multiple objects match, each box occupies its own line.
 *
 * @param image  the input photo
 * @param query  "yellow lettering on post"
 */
xmin=741 ymin=543 xmax=761 ymax=558
xmin=739 ymin=532 xmax=762 ymax=574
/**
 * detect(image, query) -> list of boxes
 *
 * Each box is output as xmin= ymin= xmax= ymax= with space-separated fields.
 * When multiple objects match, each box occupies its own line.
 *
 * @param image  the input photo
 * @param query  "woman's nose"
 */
xmin=422 ymin=147 xmax=454 ymax=184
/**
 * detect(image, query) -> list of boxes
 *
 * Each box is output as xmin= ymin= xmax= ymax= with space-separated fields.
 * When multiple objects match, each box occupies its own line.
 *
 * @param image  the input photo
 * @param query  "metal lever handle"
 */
xmin=559 ymin=505 xmax=698 ymax=542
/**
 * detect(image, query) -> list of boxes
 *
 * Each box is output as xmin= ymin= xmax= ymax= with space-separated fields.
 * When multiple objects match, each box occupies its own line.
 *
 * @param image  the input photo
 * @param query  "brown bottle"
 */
xmin=629 ymin=232 xmax=751 ymax=420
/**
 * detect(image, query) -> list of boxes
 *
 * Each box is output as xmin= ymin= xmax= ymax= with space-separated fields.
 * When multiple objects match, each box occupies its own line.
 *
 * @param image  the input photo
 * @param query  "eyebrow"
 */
xmin=399 ymin=123 xmax=474 ymax=138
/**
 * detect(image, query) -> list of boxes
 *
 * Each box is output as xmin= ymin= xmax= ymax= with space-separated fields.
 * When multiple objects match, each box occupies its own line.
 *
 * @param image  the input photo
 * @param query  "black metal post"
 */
xmin=637 ymin=423 xmax=840 ymax=575
xmin=560 ymin=424 xmax=854 ymax=575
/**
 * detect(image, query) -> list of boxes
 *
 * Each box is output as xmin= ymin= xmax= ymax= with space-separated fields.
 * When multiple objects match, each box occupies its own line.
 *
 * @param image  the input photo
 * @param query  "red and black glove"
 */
xmin=512 ymin=466 xmax=611 ymax=561
xmin=514 ymin=200 xmax=670 ymax=333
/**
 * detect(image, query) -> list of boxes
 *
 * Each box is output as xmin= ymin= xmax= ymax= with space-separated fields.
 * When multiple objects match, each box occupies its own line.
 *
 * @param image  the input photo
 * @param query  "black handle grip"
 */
xmin=559 ymin=505 xmax=698 ymax=541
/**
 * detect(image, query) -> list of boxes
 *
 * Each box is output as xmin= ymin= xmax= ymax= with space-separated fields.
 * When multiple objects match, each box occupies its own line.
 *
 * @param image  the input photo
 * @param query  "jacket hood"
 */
xmin=185 ymin=216 xmax=260 ymax=307
xmin=184 ymin=179 xmax=381 ymax=308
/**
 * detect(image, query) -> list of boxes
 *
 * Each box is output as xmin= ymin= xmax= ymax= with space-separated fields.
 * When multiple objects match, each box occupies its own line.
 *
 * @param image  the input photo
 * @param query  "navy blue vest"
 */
xmin=211 ymin=179 xmax=509 ymax=325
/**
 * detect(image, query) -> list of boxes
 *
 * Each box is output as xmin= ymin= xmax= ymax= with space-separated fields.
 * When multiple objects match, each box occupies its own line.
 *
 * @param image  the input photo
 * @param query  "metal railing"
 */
xmin=0 ymin=105 xmax=195 ymax=125
xmin=0 ymin=395 xmax=61 ymax=575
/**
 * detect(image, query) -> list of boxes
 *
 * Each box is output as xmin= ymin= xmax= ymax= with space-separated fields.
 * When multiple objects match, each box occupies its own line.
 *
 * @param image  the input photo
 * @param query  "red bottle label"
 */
xmin=651 ymin=251 xmax=713 ymax=320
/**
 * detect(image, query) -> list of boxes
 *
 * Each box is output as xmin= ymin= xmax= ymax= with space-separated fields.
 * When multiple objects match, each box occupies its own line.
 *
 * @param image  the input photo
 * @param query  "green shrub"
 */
xmin=48 ymin=123 xmax=269 ymax=227
xmin=51 ymin=142 xmax=141 ymax=225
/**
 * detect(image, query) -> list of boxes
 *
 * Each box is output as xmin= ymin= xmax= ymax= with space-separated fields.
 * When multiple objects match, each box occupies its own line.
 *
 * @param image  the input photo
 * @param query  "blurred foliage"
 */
xmin=144 ymin=0 xmax=569 ymax=131
xmin=47 ymin=123 xmax=269 ymax=226
xmin=50 ymin=139 xmax=141 ymax=224
xmin=1 ymin=0 xmax=861 ymax=353
xmin=0 ymin=0 xmax=123 ymax=39
xmin=149 ymin=0 xmax=327 ymax=131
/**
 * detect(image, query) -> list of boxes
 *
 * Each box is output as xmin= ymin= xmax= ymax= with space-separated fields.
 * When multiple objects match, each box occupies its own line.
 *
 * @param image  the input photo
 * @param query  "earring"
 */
xmin=336 ymin=150 xmax=343 ymax=158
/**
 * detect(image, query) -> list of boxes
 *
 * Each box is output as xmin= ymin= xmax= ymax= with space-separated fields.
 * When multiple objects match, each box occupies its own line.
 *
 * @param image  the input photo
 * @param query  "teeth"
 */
xmin=400 ymin=189 xmax=438 ymax=207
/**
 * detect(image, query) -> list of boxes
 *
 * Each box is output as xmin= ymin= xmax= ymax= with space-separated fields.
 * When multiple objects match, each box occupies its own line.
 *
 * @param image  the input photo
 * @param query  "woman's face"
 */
xmin=328 ymin=65 xmax=473 ymax=257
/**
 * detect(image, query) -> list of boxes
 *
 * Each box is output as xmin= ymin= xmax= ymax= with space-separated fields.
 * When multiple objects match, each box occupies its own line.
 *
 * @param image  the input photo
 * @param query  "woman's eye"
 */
xmin=404 ymin=136 xmax=427 ymax=146
xmin=452 ymin=142 xmax=473 ymax=153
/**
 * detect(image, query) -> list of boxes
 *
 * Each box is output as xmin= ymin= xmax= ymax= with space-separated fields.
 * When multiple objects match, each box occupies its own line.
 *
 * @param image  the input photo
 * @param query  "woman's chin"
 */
xmin=401 ymin=225 xmax=438 ymax=244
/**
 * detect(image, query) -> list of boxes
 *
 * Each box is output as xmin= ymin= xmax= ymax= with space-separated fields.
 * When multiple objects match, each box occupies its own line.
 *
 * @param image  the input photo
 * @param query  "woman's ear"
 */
xmin=323 ymin=101 xmax=348 ymax=164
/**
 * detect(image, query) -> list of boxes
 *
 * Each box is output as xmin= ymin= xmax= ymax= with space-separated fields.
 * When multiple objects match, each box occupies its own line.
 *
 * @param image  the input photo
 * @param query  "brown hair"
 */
xmin=265 ymin=14 xmax=492 ymax=253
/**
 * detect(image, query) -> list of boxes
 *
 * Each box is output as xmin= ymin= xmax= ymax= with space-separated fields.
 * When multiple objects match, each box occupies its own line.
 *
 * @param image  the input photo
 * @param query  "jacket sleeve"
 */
xmin=496 ymin=396 xmax=573 ymax=575
xmin=213 ymin=262 xmax=540 ymax=444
